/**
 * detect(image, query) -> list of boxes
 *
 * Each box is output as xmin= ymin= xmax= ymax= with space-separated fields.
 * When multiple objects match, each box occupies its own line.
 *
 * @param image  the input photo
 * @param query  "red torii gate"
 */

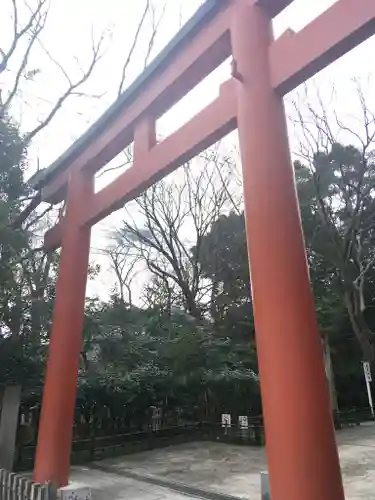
xmin=29 ymin=0 xmax=375 ymax=498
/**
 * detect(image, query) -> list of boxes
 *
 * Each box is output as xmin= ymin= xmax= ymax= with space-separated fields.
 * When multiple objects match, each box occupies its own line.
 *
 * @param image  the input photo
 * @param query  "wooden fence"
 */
xmin=0 ymin=469 xmax=57 ymax=500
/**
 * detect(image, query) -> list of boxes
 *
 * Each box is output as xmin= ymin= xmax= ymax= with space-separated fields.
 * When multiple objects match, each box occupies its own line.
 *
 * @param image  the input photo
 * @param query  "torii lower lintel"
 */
xmin=43 ymin=78 xmax=237 ymax=250
xmin=41 ymin=0 xmax=375 ymax=211
xmin=33 ymin=0 xmax=374 ymax=498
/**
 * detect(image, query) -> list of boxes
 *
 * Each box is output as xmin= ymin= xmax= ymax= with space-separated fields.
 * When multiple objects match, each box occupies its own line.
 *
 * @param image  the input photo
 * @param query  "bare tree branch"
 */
xmin=23 ymin=29 xmax=106 ymax=143
xmin=106 ymin=245 xmax=140 ymax=306
xmin=143 ymin=2 xmax=166 ymax=69
xmin=0 ymin=0 xmax=49 ymax=115
xmin=110 ymin=151 xmax=236 ymax=318
xmin=0 ymin=0 xmax=48 ymax=76
xmin=291 ymin=80 xmax=375 ymax=361
xmin=96 ymin=145 xmax=133 ymax=179
xmin=117 ymin=0 xmax=151 ymax=98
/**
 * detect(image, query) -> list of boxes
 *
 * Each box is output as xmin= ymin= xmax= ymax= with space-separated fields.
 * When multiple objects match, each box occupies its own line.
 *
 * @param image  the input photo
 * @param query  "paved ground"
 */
xmin=69 ymin=422 xmax=375 ymax=499
xmin=68 ymin=467 xmax=195 ymax=500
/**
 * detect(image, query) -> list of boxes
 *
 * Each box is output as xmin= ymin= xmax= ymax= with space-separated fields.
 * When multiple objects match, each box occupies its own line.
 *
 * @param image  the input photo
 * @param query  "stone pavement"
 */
xmin=69 ymin=422 xmax=375 ymax=499
xmin=68 ymin=466 xmax=198 ymax=500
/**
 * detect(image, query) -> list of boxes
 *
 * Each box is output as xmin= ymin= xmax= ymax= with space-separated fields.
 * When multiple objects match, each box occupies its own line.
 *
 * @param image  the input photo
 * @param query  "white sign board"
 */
xmin=221 ymin=413 xmax=231 ymax=427
xmin=363 ymin=361 xmax=372 ymax=383
xmin=238 ymin=416 xmax=249 ymax=429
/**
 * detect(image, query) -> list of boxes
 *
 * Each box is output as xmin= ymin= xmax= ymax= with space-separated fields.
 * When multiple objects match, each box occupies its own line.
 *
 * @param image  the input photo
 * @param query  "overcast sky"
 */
xmin=1 ymin=0 xmax=375 ymax=301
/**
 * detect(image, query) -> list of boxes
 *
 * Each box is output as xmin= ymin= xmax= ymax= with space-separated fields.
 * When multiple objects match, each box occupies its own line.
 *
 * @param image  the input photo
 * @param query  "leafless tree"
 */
xmin=109 ymin=149 xmax=237 ymax=319
xmin=0 ymin=1 xmax=105 ymax=138
xmin=117 ymin=0 xmax=166 ymax=97
xmin=0 ymin=0 xmax=164 ymax=145
xmin=1 ymin=0 xmax=170 ymax=238
xmin=291 ymin=80 xmax=375 ymax=364
xmin=96 ymin=144 xmax=134 ymax=182
xmin=200 ymin=144 xmax=242 ymax=215
xmin=0 ymin=0 xmax=164 ymax=460
xmin=106 ymin=243 xmax=139 ymax=306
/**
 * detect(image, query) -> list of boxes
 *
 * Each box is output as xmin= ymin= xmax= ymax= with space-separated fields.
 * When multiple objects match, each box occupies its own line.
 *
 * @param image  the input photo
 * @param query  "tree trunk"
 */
xmin=344 ymin=290 xmax=375 ymax=362
xmin=322 ymin=335 xmax=338 ymax=412
xmin=0 ymin=385 xmax=22 ymax=470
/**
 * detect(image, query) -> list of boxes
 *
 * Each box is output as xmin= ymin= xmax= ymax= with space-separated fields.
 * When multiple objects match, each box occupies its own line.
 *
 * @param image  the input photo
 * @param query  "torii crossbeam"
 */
xmin=30 ymin=0 xmax=375 ymax=498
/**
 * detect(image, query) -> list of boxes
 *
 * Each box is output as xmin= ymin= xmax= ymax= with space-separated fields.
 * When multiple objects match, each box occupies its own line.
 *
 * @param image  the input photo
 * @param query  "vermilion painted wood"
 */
xmin=40 ymin=0 xmax=297 ymax=205
xmin=42 ymin=5 xmax=232 ymax=204
xmin=42 ymin=0 xmax=375 ymax=212
xmin=231 ymin=2 xmax=344 ymax=499
xmin=34 ymin=171 xmax=93 ymax=487
xmin=44 ymin=79 xmax=237 ymax=248
xmin=270 ymin=0 xmax=375 ymax=94
xmin=35 ymin=0 xmax=373 ymax=495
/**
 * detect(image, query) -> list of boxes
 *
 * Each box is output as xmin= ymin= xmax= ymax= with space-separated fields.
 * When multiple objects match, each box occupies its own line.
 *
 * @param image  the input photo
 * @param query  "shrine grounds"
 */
xmin=64 ymin=422 xmax=375 ymax=500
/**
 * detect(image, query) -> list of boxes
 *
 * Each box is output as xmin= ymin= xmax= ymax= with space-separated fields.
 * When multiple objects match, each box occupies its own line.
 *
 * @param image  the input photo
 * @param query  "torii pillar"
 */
xmin=231 ymin=2 xmax=344 ymax=499
xmin=29 ymin=0 xmax=375 ymax=496
xmin=33 ymin=171 xmax=93 ymax=486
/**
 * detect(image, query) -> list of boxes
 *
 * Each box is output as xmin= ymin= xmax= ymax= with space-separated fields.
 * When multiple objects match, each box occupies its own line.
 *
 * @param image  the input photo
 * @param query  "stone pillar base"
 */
xmin=58 ymin=483 xmax=92 ymax=500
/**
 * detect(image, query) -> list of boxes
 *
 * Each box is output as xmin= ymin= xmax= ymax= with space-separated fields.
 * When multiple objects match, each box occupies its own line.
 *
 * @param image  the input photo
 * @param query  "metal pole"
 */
xmin=261 ymin=472 xmax=270 ymax=500
xmin=362 ymin=362 xmax=374 ymax=418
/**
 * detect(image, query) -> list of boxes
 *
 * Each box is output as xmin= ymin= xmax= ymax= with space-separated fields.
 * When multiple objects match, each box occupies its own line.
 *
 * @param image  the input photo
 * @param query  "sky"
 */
xmin=1 ymin=0 xmax=375 ymax=301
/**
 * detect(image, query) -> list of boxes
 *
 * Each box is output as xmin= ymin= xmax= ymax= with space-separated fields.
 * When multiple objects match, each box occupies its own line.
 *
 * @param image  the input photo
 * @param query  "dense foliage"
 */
xmin=0 ymin=117 xmax=56 ymax=390
xmin=1 ymin=113 xmax=374 ymax=421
